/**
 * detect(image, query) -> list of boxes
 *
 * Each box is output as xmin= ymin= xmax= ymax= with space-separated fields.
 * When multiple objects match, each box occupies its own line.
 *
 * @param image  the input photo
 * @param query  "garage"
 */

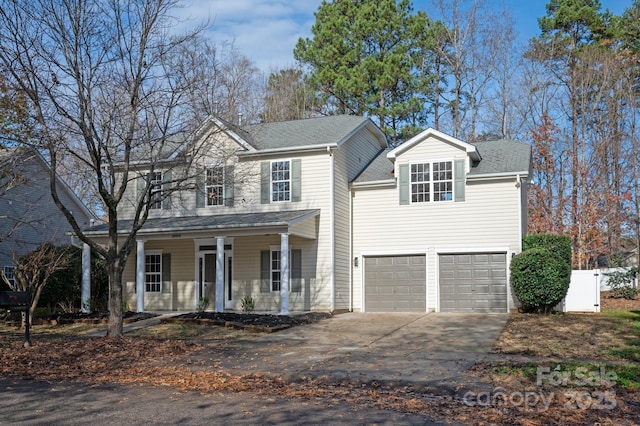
xmin=439 ymin=253 xmax=507 ymax=313
xmin=364 ymin=255 xmax=426 ymax=312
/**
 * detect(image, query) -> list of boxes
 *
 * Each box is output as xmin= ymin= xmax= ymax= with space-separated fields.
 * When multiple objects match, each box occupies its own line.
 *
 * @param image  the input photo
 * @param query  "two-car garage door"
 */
xmin=363 ymin=253 xmax=507 ymax=313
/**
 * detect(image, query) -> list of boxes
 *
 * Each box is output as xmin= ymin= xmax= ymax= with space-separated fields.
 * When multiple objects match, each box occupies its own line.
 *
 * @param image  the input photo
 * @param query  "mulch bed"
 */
xmin=165 ymin=311 xmax=332 ymax=332
xmin=1 ymin=311 xmax=158 ymax=326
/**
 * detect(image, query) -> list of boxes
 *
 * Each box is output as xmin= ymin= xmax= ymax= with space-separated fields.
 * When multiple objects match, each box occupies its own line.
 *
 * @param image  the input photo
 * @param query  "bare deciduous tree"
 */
xmin=0 ymin=0 xmax=211 ymax=336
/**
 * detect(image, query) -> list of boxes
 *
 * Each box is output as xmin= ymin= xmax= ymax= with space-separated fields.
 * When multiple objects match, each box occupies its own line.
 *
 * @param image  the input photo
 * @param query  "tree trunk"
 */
xmin=107 ymin=261 xmax=124 ymax=337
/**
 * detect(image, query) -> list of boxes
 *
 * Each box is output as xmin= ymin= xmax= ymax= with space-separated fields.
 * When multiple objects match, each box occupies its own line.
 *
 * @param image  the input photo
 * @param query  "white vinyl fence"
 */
xmin=555 ymin=268 xmax=638 ymax=313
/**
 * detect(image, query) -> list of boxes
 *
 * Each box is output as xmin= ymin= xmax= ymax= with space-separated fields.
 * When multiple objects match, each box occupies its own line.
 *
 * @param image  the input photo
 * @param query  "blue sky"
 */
xmin=175 ymin=1 xmax=632 ymax=73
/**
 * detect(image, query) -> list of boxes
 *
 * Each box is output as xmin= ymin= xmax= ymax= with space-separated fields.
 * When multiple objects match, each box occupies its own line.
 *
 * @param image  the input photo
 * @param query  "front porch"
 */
xmin=82 ymin=210 xmax=324 ymax=314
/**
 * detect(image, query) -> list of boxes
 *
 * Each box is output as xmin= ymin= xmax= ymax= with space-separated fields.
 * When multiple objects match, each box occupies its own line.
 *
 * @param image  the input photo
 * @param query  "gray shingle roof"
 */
xmin=353 ymin=149 xmax=393 ymax=183
xmin=469 ymin=139 xmax=531 ymax=176
xmin=84 ymin=209 xmax=319 ymax=235
xmin=353 ymin=139 xmax=531 ymax=183
xmin=243 ymin=115 xmax=372 ymax=150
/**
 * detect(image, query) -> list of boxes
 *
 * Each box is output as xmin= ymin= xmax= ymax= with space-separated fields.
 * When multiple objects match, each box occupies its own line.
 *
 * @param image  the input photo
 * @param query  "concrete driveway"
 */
xmin=201 ymin=312 xmax=508 ymax=391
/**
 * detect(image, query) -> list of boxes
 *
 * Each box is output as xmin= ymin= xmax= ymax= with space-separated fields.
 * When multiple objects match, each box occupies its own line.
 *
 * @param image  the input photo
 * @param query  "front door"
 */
xmin=198 ymin=251 xmax=233 ymax=310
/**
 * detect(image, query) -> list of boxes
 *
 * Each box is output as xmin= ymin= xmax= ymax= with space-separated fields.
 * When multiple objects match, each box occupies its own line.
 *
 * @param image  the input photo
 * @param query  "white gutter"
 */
xmin=516 ymin=174 xmax=523 ymax=253
xmin=467 ymin=171 xmax=530 ymax=181
xmin=351 ymin=179 xmax=396 ymax=188
xmin=328 ymin=145 xmax=335 ymax=312
xmin=237 ymin=143 xmax=339 ymax=158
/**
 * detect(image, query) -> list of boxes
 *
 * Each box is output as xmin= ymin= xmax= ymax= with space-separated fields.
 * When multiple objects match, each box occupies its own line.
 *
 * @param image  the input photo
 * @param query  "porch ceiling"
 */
xmin=84 ymin=209 xmax=320 ymax=240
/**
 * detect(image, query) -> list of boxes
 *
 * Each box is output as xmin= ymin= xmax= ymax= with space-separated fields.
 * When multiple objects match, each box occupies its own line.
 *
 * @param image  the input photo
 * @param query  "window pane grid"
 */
xmin=206 ymin=166 xmax=224 ymax=206
xmin=150 ymin=172 xmax=163 ymax=210
xmin=271 ymin=251 xmax=281 ymax=292
xmin=145 ymin=254 xmax=161 ymax=292
xmin=410 ymin=161 xmax=453 ymax=203
xmin=271 ymin=161 xmax=291 ymax=202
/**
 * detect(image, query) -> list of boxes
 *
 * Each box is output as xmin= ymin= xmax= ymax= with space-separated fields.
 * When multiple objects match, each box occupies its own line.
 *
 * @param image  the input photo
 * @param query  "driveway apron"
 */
xmin=206 ymin=313 xmax=508 ymax=391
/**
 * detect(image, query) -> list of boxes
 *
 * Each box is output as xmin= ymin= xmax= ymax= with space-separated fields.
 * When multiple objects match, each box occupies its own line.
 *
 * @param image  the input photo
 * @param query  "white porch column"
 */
xmin=81 ymin=243 xmax=91 ymax=313
xmin=215 ymin=236 xmax=224 ymax=312
xmin=280 ymin=233 xmax=289 ymax=315
xmin=136 ymin=240 xmax=145 ymax=313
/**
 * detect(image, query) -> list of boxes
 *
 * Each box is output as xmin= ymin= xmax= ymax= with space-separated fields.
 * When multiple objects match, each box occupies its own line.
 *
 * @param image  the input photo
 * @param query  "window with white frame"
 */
xmin=145 ymin=253 xmax=161 ymax=292
xmin=205 ymin=165 xmax=224 ymax=206
xmin=411 ymin=161 xmax=453 ymax=203
xmin=149 ymin=171 xmax=163 ymax=210
xmin=271 ymin=160 xmax=290 ymax=202
xmin=3 ymin=266 xmax=15 ymax=288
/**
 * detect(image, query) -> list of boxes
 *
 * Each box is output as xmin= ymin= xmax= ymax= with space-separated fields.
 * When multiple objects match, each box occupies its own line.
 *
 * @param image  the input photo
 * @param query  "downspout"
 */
xmin=349 ymin=182 xmax=353 ymax=312
xmin=328 ymin=145 xmax=335 ymax=312
xmin=516 ymin=174 xmax=523 ymax=253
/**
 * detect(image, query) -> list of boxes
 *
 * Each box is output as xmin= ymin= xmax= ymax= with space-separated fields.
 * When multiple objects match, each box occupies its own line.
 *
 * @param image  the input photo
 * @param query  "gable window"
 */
xmin=149 ymin=172 xmax=163 ymax=210
xmin=145 ymin=253 xmax=162 ymax=292
xmin=271 ymin=160 xmax=291 ymax=202
xmin=2 ymin=266 xmax=15 ymax=288
xmin=411 ymin=161 xmax=453 ymax=203
xmin=205 ymin=166 xmax=224 ymax=206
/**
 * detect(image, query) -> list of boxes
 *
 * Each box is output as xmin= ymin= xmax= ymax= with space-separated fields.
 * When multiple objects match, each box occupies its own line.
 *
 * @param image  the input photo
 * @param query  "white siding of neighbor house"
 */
xmin=351 ymin=136 xmax=523 ymax=312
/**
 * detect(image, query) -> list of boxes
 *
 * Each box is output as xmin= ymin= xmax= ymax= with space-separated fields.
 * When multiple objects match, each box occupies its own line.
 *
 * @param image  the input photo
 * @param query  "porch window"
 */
xmin=271 ymin=160 xmax=290 ymax=202
xmin=145 ymin=253 xmax=161 ymax=292
xmin=271 ymin=250 xmax=283 ymax=292
xmin=2 ymin=266 xmax=15 ymax=288
xmin=410 ymin=161 xmax=453 ymax=203
xmin=205 ymin=166 xmax=224 ymax=206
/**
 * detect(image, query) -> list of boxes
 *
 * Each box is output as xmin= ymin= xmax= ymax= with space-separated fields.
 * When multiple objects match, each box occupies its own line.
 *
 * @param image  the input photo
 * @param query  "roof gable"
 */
xmin=386 ymin=128 xmax=481 ymax=161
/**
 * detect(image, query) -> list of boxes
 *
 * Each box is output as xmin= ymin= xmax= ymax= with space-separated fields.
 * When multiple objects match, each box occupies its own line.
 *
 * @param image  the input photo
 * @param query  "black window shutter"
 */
xmin=260 ymin=250 xmax=270 ymax=292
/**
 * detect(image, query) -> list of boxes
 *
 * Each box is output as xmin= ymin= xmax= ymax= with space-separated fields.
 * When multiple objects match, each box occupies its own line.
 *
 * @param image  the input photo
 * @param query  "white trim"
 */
xmin=407 ymin=159 xmax=455 ymax=204
xmin=351 ymin=179 xmax=395 ymax=188
xmin=204 ymin=164 xmax=225 ymax=207
xmin=270 ymin=159 xmax=292 ymax=203
xmin=329 ymin=148 xmax=335 ymax=312
xmin=237 ymin=143 xmax=338 ymax=158
xmin=467 ymin=171 xmax=530 ymax=181
xmin=387 ymin=128 xmax=481 ymax=161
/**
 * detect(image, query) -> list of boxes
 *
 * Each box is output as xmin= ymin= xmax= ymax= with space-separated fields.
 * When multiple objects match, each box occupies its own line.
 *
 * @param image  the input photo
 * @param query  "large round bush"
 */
xmin=510 ymin=247 xmax=571 ymax=313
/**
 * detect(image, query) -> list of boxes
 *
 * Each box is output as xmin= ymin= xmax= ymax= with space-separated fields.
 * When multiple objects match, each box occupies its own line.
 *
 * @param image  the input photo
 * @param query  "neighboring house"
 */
xmin=0 ymin=147 xmax=95 ymax=287
xmin=85 ymin=115 xmax=531 ymax=313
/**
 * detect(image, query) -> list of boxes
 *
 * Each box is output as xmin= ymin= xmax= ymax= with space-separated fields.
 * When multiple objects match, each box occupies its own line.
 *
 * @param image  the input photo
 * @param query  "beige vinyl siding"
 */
xmin=340 ymin=127 xmax=385 ymax=181
xmin=123 ymin=239 xmax=196 ymax=311
xmin=352 ymin=177 xmax=521 ymax=311
xmin=396 ymin=135 xmax=466 ymax=160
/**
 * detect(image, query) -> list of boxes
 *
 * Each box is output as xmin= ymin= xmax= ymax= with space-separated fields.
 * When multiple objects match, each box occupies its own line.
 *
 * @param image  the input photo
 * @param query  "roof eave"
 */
xmin=467 ymin=170 xmax=530 ymax=180
xmin=236 ymin=143 xmax=339 ymax=158
xmin=351 ymin=179 xmax=396 ymax=188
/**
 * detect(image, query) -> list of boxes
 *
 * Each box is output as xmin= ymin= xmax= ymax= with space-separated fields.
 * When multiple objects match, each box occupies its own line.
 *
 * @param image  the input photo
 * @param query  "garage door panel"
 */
xmin=439 ymin=253 xmax=507 ymax=313
xmin=365 ymin=255 xmax=426 ymax=312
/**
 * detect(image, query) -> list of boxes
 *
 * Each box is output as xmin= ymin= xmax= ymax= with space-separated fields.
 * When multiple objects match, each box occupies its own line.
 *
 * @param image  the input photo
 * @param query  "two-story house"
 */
xmin=84 ymin=115 xmax=531 ymax=314
xmin=0 ymin=147 xmax=95 ymax=287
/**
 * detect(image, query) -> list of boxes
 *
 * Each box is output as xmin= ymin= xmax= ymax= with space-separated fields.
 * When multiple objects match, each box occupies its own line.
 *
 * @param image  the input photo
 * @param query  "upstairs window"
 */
xmin=149 ymin=171 xmax=163 ymax=210
xmin=271 ymin=160 xmax=290 ymax=202
xmin=410 ymin=161 xmax=453 ymax=203
xmin=205 ymin=166 xmax=224 ymax=206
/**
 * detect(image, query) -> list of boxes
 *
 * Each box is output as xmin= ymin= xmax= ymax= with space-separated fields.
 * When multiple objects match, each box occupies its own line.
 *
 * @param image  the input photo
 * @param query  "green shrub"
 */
xmin=511 ymin=247 xmax=571 ymax=313
xmin=241 ymin=296 xmax=255 ymax=313
xmin=197 ymin=296 xmax=210 ymax=312
xmin=523 ymin=234 xmax=572 ymax=269
xmin=605 ymin=267 xmax=638 ymax=300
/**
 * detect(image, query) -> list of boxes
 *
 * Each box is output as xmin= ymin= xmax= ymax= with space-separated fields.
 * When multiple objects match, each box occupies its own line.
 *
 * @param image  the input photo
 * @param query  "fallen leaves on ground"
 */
xmin=0 ymin=333 xmax=637 ymax=425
